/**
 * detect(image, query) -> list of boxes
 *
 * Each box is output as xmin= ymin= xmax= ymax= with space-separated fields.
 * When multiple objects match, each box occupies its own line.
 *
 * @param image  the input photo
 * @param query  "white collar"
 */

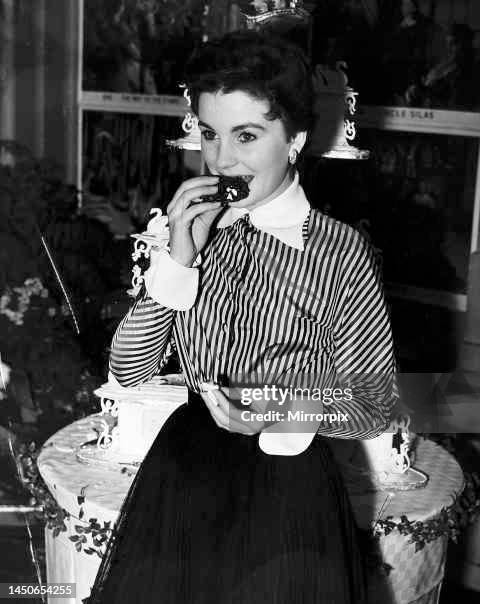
xmin=216 ymin=172 xmax=310 ymax=250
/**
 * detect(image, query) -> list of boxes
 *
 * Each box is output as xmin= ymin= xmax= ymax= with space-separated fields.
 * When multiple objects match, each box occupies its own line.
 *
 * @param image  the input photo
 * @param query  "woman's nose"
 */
xmin=215 ymin=140 xmax=237 ymax=170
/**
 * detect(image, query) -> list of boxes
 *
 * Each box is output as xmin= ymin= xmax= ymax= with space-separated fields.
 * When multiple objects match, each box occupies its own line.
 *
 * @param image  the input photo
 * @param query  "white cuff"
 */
xmin=144 ymin=249 xmax=199 ymax=311
xmin=259 ymin=430 xmax=316 ymax=456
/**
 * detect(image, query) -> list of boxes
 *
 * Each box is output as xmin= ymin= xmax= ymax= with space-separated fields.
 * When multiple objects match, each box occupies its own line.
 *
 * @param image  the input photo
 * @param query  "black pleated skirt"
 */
xmin=86 ymin=391 xmax=366 ymax=604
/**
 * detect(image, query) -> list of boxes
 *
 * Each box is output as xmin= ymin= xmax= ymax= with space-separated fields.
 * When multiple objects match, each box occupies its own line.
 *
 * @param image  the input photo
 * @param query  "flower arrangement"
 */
xmin=1 ymin=278 xmax=50 ymax=326
xmin=0 ymin=273 xmax=101 ymax=436
xmin=0 ymin=140 xmax=121 ymax=437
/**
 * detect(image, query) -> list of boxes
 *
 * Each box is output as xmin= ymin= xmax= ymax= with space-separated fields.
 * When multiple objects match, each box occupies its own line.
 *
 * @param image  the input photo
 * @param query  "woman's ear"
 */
xmin=291 ymin=131 xmax=307 ymax=154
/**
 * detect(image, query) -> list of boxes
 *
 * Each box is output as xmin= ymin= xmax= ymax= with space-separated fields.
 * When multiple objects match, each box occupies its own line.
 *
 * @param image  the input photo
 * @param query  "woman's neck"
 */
xmin=247 ymin=171 xmax=295 ymax=212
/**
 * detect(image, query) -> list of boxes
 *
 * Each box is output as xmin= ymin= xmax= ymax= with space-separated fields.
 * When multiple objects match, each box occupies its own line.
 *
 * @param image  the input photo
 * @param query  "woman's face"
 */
xmin=198 ymin=90 xmax=304 ymax=209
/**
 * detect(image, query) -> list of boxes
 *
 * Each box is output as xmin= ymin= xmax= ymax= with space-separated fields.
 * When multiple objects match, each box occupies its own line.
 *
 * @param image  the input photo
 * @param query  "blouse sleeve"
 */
xmin=109 ymin=251 xmax=199 ymax=387
xmin=109 ymin=294 xmax=176 ymax=387
xmin=318 ymin=234 xmax=397 ymax=439
xmin=259 ymin=232 xmax=397 ymax=455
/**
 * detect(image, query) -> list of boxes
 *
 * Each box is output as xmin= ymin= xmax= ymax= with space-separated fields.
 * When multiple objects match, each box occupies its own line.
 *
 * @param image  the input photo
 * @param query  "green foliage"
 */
xmin=0 ymin=140 xmax=78 ymax=292
xmin=374 ymin=454 xmax=480 ymax=553
xmin=16 ymin=441 xmax=113 ymax=557
xmin=16 ymin=441 xmax=69 ymax=536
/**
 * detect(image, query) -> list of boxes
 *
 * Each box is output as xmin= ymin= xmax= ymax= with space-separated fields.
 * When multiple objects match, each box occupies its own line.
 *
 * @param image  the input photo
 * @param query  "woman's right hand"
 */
xmin=166 ymin=176 xmax=223 ymax=267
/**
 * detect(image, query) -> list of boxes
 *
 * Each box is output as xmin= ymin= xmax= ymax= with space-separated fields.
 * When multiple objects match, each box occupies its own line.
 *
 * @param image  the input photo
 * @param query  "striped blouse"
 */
xmin=109 ymin=186 xmax=397 ymax=442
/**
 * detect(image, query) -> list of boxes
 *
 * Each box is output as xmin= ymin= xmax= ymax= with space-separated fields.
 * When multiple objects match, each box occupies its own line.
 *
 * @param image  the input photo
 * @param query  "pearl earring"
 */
xmin=288 ymin=148 xmax=298 ymax=165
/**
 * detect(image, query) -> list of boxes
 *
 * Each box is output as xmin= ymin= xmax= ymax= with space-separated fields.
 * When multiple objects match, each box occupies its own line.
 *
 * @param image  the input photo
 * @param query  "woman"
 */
xmin=88 ymin=31 xmax=396 ymax=603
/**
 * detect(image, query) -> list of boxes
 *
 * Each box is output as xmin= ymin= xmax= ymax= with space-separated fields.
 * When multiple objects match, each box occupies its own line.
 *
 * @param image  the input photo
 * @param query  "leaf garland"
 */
xmin=13 ymin=435 xmax=480 ymax=566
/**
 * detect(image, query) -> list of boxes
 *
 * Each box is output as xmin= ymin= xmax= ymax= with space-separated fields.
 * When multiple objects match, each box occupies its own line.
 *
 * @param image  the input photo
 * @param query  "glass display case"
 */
xmin=77 ymin=0 xmax=241 ymax=220
xmin=311 ymin=0 xmax=480 ymax=111
xmin=81 ymin=111 xmax=191 ymax=223
xmin=76 ymin=0 xmax=480 ymax=316
xmin=307 ymin=0 xmax=480 ymax=315
xmin=359 ymin=128 xmax=477 ymax=294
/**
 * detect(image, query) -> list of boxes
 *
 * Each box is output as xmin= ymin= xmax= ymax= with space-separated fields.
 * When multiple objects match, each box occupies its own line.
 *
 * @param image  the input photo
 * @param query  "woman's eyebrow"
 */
xmin=231 ymin=122 xmax=266 ymax=132
xmin=198 ymin=120 xmax=266 ymax=132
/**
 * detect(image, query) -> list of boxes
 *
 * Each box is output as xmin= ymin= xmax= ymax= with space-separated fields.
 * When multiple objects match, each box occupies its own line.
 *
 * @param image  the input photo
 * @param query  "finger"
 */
xmin=169 ymin=203 xmax=223 ymax=236
xmin=203 ymin=391 xmax=229 ymax=422
xmin=209 ymin=388 xmax=230 ymax=409
xmin=212 ymin=390 xmax=259 ymax=434
xmin=201 ymin=393 xmax=230 ymax=430
xmin=167 ymin=177 xmax=219 ymax=212
xmin=209 ymin=395 xmax=257 ymax=434
xmin=201 ymin=388 xmax=219 ymax=407
xmin=181 ymin=200 xmax=224 ymax=223
xmin=203 ymin=394 xmax=254 ymax=434
xmin=227 ymin=405 xmax=262 ymax=434
xmin=171 ymin=185 xmax=223 ymax=215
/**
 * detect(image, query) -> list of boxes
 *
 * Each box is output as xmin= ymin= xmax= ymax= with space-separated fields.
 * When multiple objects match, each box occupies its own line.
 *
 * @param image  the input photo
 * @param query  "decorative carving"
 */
xmin=344 ymin=120 xmax=356 ymax=141
xmin=100 ymin=397 xmax=119 ymax=417
xmin=166 ymin=84 xmax=202 ymax=150
xmin=129 ymin=264 xmax=145 ymax=297
xmin=96 ymin=419 xmax=116 ymax=450
xmin=132 ymin=240 xmax=151 ymax=262
xmin=390 ymin=414 xmax=412 ymax=474
xmin=128 ymin=208 xmax=171 ymax=297
xmin=311 ymin=62 xmax=370 ymax=160
xmin=96 ymin=399 xmax=121 ymax=451
xmin=345 ymin=91 xmax=358 ymax=115
xmin=182 ymin=112 xmax=199 ymax=135
xmin=240 ymin=0 xmax=311 ymax=24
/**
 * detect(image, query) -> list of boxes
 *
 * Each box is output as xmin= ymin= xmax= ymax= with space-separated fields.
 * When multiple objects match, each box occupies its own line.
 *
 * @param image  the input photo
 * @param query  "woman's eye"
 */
xmin=237 ymin=132 xmax=256 ymax=144
xmin=201 ymin=130 xmax=216 ymax=141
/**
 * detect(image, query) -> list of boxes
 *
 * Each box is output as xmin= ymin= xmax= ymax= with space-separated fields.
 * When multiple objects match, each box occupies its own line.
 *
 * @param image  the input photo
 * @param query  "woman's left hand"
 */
xmin=200 ymin=388 xmax=266 ymax=435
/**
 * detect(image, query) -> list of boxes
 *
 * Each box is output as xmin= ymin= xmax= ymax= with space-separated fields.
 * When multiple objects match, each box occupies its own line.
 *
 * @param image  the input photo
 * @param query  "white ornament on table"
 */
xmin=132 ymin=240 xmax=151 ymax=262
xmin=96 ymin=419 xmax=120 ymax=452
xmin=100 ymin=398 xmax=119 ymax=417
xmin=361 ymin=415 xmax=411 ymax=476
xmin=310 ymin=62 xmax=369 ymax=161
xmin=128 ymin=208 xmax=170 ymax=297
xmin=345 ymin=90 xmax=358 ymax=115
xmin=344 ymin=120 xmax=356 ymax=141
xmin=129 ymin=264 xmax=144 ymax=297
xmin=166 ymin=85 xmax=202 ymax=150
xmin=77 ymin=378 xmax=188 ymax=467
xmin=342 ymin=412 xmax=428 ymax=491
xmin=390 ymin=414 xmax=412 ymax=474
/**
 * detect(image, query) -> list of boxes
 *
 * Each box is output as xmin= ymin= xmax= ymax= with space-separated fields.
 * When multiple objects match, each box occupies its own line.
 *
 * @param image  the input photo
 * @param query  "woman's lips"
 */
xmin=217 ymin=174 xmax=254 ymax=183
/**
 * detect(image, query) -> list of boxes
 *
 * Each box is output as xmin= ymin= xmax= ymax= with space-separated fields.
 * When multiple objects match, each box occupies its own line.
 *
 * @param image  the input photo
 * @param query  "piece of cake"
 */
xmin=196 ymin=175 xmax=253 ymax=206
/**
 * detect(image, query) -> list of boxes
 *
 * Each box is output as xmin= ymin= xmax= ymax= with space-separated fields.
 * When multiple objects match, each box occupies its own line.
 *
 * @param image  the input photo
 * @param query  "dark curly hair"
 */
xmin=184 ymin=30 xmax=314 ymax=141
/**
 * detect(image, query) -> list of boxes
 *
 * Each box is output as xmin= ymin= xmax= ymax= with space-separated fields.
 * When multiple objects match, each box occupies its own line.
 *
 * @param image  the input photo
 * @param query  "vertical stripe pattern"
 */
xmin=110 ymin=209 xmax=397 ymax=439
